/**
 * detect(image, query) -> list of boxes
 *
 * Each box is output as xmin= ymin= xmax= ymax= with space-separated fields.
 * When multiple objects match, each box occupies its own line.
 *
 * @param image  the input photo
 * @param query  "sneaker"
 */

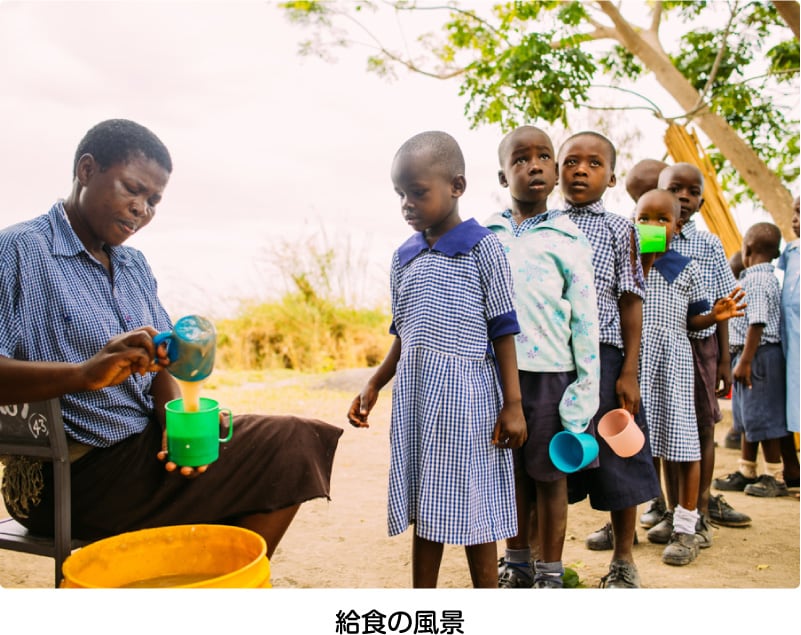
xmin=646 ymin=510 xmax=673 ymax=544
xmin=695 ymin=513 xmax=713 ymax=549
xmin=639 ymin=497 xmax=666 ymax=528
xmin=599 ymin=559 xmax=641 ymax=588
xmin=585 ymin=522 xmax=639 ymax=551
xmin=662 ymin=532 xmax=699 ymax=566
xmin=724 ymin=430 xmax=741 ymax=449
xmin=497 ymin=557 xmax=534 ymax=588
xmin=532 ymin=574 xmax=564 ymax=589
xmin=707 ymin=494 xmax=752 ymax=527
xmin=713 ymin=471 xmax=757 ymax=491
xmin=743 ymin=474 xmax=790 ymax=498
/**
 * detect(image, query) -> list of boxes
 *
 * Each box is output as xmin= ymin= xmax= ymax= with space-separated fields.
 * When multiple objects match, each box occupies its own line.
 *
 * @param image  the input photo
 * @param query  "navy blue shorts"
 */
xmin=690 ymin=333 xmax=723 ymax=428
xmin=732 ymin=344 xmax=787 ymax=442
xmin=516 ymin=370 xmax=586 ymax=483
xmin=567 ymin=345 xmax=660 ymax=511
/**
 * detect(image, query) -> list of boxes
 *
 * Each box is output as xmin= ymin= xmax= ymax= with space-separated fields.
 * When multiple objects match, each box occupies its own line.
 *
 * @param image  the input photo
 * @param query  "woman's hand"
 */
xmin=80 ymin=327 xmax=169 ymax=391
xmin=157 ymin=428 xmax=208 ymax=477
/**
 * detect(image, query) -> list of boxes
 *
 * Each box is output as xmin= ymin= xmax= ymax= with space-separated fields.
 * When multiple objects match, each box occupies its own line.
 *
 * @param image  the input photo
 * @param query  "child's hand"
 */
xmin=347 ymin=385 xmax=379 ymax=428
xmin=712 ymin=287 xmax=747 ymax=322
xmin=733 ymin=359 xmax=752 ymax=389
xmin=616 ymin=369 xmax=641 ymax=415
xmin=492 ymin=402 xmax=527 ymax=449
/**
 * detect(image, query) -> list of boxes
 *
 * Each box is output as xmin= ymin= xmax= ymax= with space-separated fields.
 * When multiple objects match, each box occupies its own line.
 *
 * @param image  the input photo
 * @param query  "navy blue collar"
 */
xmin=652 ymin=248 xmax=691 ymax=283
xmin=397 ymin=218 xmax=490 ymax=267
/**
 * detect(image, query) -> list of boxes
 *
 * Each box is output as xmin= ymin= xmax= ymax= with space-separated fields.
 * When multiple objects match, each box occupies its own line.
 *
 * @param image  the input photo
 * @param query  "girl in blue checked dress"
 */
xmin=348 ymin=131 xmax=526 ymax=588
xmin=635 ymin=189 xmax=745 ymax=567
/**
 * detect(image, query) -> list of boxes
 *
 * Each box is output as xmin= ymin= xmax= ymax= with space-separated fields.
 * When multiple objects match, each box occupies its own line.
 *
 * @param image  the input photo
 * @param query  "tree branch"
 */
xmin=649 ymin=1 xmax=663 ymax=34
xmin=690 ymin=0 xmax=738 ymax=114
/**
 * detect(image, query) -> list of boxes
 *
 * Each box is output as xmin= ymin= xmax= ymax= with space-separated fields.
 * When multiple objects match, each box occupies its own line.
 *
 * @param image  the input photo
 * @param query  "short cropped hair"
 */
xmin=560 ymin=130 xmax=617 ymax=171
xmin=395 ymin=130 xmax=465 ymax=178
xmin=73 ymin=119 xmax=172 ymax=177
xmin=745 ymin=222 xmax=782 ymax=258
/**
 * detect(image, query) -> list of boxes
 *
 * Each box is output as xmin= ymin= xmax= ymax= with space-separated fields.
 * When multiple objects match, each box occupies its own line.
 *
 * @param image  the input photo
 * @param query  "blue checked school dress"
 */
xmin=387 ymin=219 xmax=520 ymax=545
xmin=640 ymin=250 xmax=710 ymax=462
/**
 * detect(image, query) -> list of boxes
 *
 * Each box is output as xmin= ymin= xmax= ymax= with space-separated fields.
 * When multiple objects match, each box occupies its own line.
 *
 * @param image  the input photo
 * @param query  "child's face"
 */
xmin=498 ymin=128 xmax=557 ymax=207
xmin=391 ymin=151 xmax=464 ymax=238
xmin=658 ymin=164 xmax=704 ymax=225
xmin=793 ymin=196 xmax=799 ymax=238
xmin=558 ymin=135 xmax=616 ymax=207
xmin=635 ymin=190 xmax=680 ymax=250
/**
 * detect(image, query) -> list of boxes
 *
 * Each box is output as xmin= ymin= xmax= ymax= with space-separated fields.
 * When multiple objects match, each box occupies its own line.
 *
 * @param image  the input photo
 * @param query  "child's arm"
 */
xmin=733 ymin=324 xmax=763 ymax=389
xmin=347 ymin=337 xmax=401 ymax=428
xmin=491 ymin=333 xmax=526 ymax=449
xmin=715 ymin=319 xmax=733 ymax=397
xmin=617 ymin=292 xmax=643 ymax=415
xmin=688 ymin=287 xmax=747 ymax=332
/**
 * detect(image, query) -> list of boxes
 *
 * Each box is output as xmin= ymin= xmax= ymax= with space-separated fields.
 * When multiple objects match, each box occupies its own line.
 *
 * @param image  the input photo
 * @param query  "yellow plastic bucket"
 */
xmin=61 ymin=524 xmax=271 ymax=588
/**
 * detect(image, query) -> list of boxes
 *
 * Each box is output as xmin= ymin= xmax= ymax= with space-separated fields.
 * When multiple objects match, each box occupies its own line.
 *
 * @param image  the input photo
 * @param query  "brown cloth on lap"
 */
xmin=8 ymin=414 xmax=343 ymax=541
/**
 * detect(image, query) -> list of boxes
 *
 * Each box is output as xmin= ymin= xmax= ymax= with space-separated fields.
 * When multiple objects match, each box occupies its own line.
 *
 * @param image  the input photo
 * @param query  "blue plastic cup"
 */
xmin=548 ymin=431 xmax=600 ymax=473
xmin=153 ymin=315 xmax=216 ymax=383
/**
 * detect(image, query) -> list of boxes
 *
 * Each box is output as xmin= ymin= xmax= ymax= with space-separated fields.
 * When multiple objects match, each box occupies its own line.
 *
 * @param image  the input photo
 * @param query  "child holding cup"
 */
xmin=486 ymin=125 xmax=600 ymax=589
xmin=635 ymin=189 xmax=746 ymax=566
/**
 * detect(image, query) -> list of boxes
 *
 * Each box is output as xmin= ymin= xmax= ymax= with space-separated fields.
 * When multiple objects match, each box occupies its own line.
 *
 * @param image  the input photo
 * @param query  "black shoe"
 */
xmin=639 ymin=498 xmax=666 ymax=529
xmin=744 ymin=474 xmax=790 ymax=497
xmin=599 ymin=559 xmax=641 ymax=588
xmin=585 ymin=522 xmax=638 ymax=550
xmin=713 ymin=471 xmax=757 ymax=491
xmin=707 ymin=494 xmax=751 ymax=527
xmin=695 ymin=513 xmax=713 ymax=549
xmin=497 ymin=557 xmax=534 ymax=588
xmin=724 ymin=430 xmax=741 ymax=450
xmin=662 ymin=532 xmax=699 ymax=566
xmin=646 ymin=510 xmax=673 ymax=544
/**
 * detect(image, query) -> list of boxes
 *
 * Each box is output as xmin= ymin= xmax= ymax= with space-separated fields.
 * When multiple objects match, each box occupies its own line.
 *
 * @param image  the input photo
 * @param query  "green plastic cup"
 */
xmin=165 ymin=397 xmax=233 ymax=467
xmin=637 ymin=224 xmax=667 ymax=253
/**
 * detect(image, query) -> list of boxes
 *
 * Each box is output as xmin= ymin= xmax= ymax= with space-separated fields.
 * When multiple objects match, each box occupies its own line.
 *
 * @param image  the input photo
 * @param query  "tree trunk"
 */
xmin=598 ymin=2 xmax=795 ymax=239
xmin=772 ymin=1 xmax=800 ymax=39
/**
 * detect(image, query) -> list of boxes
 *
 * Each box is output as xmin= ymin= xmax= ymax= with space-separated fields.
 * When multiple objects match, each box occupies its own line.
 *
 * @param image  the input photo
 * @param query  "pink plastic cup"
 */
xmin=597 ymin=409 xmax=645 ymax=457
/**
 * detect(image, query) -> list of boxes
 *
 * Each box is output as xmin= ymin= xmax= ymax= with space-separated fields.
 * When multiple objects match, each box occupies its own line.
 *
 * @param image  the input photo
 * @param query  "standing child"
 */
xmin=635 ymin=189 xmax=746 ymax=566
xmin=487 ymin=126 xmax=600 ymax=588
xmin=777 ymin=197 xmax=800 ymax=492
xmin=714 ymin=223 xmax=791 ymax=497
xmin=550 ymin=131 xmax=661 ymax=588
xmin=649 ymin=162 xmax=745 ymax=543
xmin=347 ymin=130 xmax=527 ymax=588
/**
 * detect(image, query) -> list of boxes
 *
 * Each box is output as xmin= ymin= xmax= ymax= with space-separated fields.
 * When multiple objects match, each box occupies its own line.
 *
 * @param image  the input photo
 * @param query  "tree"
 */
xmin=282 ymin=0 xmax=799 ymax=237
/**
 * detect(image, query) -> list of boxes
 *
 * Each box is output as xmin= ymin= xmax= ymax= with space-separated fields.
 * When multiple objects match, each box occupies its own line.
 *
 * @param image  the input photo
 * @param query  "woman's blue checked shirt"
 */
xmin=0 ymin=202 xmax=173 ymax=447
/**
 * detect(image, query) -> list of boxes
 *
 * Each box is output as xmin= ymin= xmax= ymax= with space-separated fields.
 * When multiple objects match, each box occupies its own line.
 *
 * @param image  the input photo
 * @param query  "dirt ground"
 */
xmin=1 ymin=367 xmax=798 ymax=591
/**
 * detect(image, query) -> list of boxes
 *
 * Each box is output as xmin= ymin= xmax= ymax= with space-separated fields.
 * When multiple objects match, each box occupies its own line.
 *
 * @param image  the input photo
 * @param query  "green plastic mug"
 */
xmin=637 ymin=224 xmax=667 ymax=253
xmin=165 ymin=397 xmax=233 ymax=467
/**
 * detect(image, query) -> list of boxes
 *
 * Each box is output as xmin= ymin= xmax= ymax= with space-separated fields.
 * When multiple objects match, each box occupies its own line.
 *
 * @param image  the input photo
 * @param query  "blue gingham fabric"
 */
xmin=672 ymin=220 xmax=737 ymax=339
xmin=549 ymin=201 xmax=645 ymax=349
xmin=387 ymin=218 xmax=519 ymax=545
xmin=0 ymin=202 xmax=172 ymax=446
xmin=639 ymin=250 xmax=709 ymax=462
xmin=729 ymin=263 xmax=782 ymax=347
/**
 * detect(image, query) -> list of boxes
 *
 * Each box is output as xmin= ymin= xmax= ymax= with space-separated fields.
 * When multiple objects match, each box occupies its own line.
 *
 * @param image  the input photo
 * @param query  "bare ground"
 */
xmin=1 ymin=368 xmax=798 ymax=590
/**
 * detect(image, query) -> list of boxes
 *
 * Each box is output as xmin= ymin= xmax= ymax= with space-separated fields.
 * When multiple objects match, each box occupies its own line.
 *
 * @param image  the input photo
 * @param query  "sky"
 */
xmin=1 ymin=0 xmax=786 ymax=321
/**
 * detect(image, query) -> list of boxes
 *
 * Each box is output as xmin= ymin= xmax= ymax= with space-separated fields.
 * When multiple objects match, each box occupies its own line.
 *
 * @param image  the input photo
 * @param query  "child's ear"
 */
xmin=498 ymin=170 xmax=509 ymax=188
xmin=608 ymin=173 xmax=617 ymax=188
xmin=451 ymin=175 xmax=467 ymax=198
xmin=698 ymin=196 xmax=705 ymax=211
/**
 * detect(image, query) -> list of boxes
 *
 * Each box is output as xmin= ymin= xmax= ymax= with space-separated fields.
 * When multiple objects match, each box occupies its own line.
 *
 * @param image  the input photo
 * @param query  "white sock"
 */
xmin=673 ymin=505 xmax=699 ymax=535
xmin=738 ymin=459 xmax=758 ymax=479
xmin=765 ymin=462 xmax=784 ymax=482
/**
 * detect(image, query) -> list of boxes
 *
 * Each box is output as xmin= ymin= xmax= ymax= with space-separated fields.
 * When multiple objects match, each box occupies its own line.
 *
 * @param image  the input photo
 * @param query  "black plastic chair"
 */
xmin=0 ymin=398 xmax=89 ymax=587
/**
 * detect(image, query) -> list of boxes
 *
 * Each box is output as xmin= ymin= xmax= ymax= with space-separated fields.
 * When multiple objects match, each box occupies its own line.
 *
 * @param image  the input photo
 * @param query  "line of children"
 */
xmin=355 ymin=126 xmax=796 ymax=589
xmin=348 ymin=131 xmax=526 ymax=588
xmin=486 ymin=126 xmax=600 ymax=588
xmin=714 ymin=223 xmax=794 ymax=497
xmin=634 ymin=188 xmax=746 ymax=565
